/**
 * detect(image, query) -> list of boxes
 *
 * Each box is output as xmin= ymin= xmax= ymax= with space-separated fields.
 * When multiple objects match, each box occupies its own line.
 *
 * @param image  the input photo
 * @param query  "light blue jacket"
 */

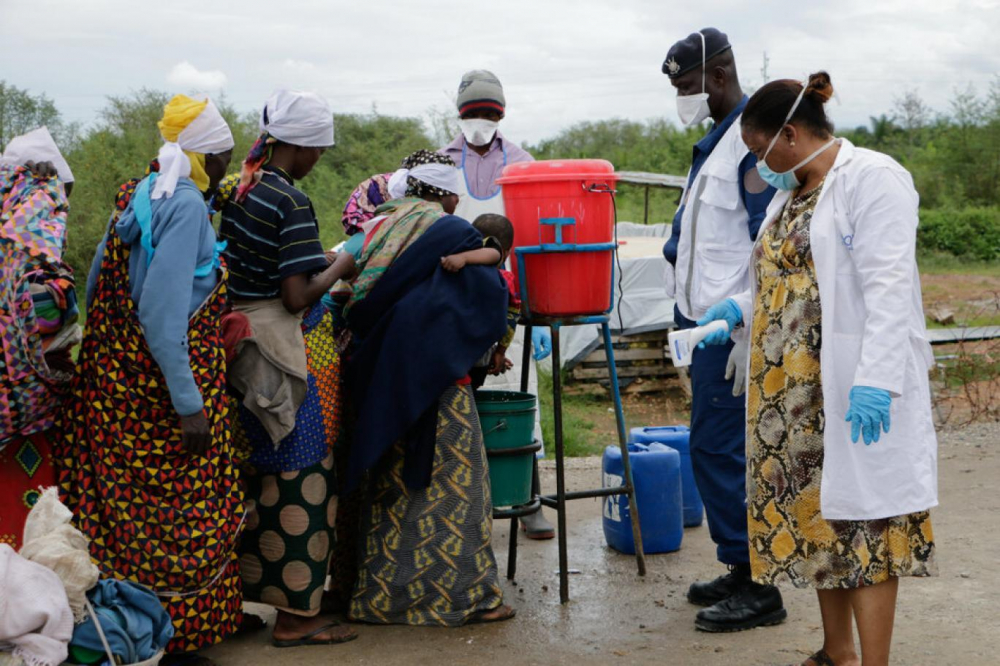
xmin=86 ymin=177 xmax=217 ymax=416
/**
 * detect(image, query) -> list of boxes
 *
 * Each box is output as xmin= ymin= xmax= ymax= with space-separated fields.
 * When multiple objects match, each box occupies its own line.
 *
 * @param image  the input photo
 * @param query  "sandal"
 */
xmin=467 ymin=605 xmax=517 ymax=624
xmin=272 ymin=620 xmax=358 ymax=648
xmin=789 ymin=650 xmax=836 ymax=666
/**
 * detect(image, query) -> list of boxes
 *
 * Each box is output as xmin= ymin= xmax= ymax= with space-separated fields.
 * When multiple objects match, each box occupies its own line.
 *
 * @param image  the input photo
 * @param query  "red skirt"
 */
xmin=0 ymin=431 xmax=55 ymax=549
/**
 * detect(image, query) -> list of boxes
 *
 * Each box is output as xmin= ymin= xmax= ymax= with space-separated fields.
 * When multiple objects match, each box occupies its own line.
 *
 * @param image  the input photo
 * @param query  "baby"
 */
xmin=441 ymin=213 xmax=520 ymax=388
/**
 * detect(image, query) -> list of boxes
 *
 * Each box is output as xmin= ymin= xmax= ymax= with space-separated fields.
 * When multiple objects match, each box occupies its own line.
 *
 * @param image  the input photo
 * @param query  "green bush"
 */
xmin=56 ymin=91 xmax=434 ymax=277
xmin=918 ymin=207 xmax=1000 ymax=261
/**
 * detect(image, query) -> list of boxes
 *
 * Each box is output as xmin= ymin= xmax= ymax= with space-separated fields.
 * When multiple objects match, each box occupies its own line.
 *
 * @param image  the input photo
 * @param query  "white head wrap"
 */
xmin=0 ymin=126 xmax=74 ymax=183
xmin=261 ymin=89 xmax=335 ymax=147
xmin=389 ymin=163 xmax=461 ymax=196
xmin=387 ymin=168 xmax=409 ymax=199
xmin=152 ymin=96 xmax=235 ymax=200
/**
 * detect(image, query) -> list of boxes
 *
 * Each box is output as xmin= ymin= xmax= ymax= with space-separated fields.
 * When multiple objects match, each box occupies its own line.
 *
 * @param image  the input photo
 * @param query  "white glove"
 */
xmin=725 ymin=334 xmax=749 ymax=398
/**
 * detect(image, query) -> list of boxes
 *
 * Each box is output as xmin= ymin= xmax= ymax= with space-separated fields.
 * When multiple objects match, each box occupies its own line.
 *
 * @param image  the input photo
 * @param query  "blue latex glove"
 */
xmin=844 ymin=386 xmax=892 ymax=445
xmin=695 ymin=298 xmax=743 ymax=347
xmin=532 ymin=327 xmax=552 ymax=361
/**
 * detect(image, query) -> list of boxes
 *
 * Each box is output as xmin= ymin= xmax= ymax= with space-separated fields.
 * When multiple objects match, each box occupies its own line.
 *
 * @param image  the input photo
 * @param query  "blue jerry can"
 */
xmin=602 ymin=443 xmax=683 ymax=555
xmin=630 ymin=426 xmax=704 ymax=527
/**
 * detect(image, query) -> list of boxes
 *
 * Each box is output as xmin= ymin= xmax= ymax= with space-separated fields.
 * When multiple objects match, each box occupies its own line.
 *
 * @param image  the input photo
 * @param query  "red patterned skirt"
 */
xmin=56 ymin=228 xmax=244 ymax=653
xmin=0 ymin=431 xmax=56 ymax=548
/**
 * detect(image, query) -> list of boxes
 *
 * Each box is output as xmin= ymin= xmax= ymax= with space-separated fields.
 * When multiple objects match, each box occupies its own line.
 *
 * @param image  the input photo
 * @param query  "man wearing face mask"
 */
xmin=440 ymin=70 xmax=556 ymax=541
xmin=660 ymin=28 xmax=784 ymax=633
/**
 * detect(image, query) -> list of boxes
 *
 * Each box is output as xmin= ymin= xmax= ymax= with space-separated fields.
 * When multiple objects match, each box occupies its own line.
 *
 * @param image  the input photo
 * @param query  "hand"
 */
xmin=325 ymin=250 xmax=338 ymax=265
xmin=532 ymin=327 xmax=552 ymax=361
xmin=440 ymin=255 xmax=466 ymax=272
xmin=488 ymin=349 xmax=510 ymax=375
xmin=25 ymin=161 xmax=58 ymax=179
xmin=180 ymin=410 xmax=211 ymax=456
xmin=844 ymin=386 xmax=892 ymax=445
xmin=725 ymin=336 xmax=748 ymax=397
xmin=696 ymin=298 xmax=743 ymax=347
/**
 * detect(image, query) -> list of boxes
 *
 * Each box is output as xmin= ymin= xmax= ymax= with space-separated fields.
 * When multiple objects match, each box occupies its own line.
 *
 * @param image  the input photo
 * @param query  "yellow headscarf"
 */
xmin=158 ymin=95 xmax=210 ymax=191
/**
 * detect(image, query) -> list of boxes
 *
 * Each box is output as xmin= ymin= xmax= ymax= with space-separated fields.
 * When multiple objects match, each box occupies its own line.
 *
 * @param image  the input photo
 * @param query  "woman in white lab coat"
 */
xmin=699 ymin=72 xmax=937 ymax=666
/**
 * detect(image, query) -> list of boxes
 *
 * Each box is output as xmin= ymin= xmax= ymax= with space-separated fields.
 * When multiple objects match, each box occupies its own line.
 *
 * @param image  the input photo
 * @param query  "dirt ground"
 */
xmin=206 ymin=422 xmax=1000 ymax=666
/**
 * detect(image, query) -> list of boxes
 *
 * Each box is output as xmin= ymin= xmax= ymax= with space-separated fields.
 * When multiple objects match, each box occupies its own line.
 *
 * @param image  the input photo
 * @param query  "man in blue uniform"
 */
xmin=662 ymin=28 xmax=785 ymax=632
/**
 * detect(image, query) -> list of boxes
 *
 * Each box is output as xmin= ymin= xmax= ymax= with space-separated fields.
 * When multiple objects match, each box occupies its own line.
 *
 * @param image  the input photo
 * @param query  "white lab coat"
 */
xmin=667 ymin=119 xmax=757 ymax=321
xmin=731 ymin=139 xmax=938 ymax=520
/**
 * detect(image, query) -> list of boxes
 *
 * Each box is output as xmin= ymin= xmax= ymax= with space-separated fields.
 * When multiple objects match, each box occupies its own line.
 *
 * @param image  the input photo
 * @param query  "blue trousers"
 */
xmin=676 ymin=306 xmax=750 ymax=565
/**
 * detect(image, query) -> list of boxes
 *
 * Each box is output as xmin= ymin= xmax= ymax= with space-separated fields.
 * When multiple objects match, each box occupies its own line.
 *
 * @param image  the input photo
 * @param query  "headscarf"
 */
xmin=0 ymin=127 xmax=74 ymax=183
xmin=236 ymin=89 xmax=334 ymax=203
xmin=152 ymin=94 xmax=234 ymax=200
xmin=389 ymin=150 xmax=459 ymax=200
xmin=341 ymin=172 xmax=393 ymax=235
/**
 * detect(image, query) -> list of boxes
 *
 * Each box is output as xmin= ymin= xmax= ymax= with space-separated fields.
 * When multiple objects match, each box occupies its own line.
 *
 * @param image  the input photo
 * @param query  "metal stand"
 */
xmin=500 ymin=215 xmax=646 ymax=604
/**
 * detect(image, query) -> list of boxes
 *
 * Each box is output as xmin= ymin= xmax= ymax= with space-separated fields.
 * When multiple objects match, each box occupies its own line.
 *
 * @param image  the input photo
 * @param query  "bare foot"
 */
xmin=468 ymin=604 xmax=516 ymax=624
xmin=272 ymin=611 xmax=357 ymax=646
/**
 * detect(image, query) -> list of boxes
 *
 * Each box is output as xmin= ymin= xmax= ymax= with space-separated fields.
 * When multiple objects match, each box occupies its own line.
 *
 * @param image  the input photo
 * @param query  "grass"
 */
xmin=918 ymin=250 xmax=1000 ymax=277
xmin=926 ymin=314 xmax=1000 ymax=329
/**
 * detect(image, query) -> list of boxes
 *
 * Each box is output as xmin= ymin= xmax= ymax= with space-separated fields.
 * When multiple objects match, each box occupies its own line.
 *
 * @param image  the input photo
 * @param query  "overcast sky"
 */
xmin=3 ymin=0 xmax=998 ymax=146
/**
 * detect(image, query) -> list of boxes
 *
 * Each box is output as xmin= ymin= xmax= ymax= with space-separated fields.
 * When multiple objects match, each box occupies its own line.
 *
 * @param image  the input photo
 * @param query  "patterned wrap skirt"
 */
xmin=746 ymin=184 xmax=936 ymax=589
xmin=0 ymin=431 xmax=55 ymax=549
xmin=235 ymin=304 xmax=341 ymax=615
xmin=349 ymin=384 xmax=504 ymax=626
xmin=57 ymin=228 xmax=245 ymax=652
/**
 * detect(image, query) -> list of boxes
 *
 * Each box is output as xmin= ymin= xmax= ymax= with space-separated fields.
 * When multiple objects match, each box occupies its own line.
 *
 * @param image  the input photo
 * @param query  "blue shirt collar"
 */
xmin=695 ymin=95 xmax=748 ymax=154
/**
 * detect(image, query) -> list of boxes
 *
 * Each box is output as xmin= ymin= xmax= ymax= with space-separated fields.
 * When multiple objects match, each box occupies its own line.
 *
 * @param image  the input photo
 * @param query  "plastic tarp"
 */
xmin=558 ymin=222 xmax=676 ymax=369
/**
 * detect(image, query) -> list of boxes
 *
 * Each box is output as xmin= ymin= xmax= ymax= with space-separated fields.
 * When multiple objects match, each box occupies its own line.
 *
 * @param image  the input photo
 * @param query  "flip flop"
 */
xmin=272 ymin=621 xmax=358 ymax=648
xmin=787 ymin=650 xmax=836 ymax=666
xmin=467 ymin=605 xmax=517 ymax=625
xmin=807 ymin=650 xmax=836 ymax=666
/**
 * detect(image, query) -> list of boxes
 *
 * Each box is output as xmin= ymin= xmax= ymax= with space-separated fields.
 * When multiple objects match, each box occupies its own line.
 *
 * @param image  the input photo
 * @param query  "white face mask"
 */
xmin=675 ymin=31 xmax=712 ymax=127
xmin=677 ymin=93 xmax=711 ymax=127
xmin=458 ymin=118 xmax=499 ymax=147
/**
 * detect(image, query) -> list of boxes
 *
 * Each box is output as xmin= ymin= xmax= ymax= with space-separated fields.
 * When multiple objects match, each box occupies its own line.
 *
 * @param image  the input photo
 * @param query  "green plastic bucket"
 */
xmin=475 ymin=390 xmax=539 ymax=507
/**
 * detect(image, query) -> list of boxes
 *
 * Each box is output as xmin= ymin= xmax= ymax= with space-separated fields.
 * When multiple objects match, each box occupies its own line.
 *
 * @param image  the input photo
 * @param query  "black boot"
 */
xmin=687 ymin=564 xmax=749 ymax=607
xmin=694 ymin=579 xmax=787 ymax=633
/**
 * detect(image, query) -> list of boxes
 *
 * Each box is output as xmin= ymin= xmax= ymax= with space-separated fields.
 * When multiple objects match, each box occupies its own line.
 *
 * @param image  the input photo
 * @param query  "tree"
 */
xmin=893 ymin=89 xmax=931 ymax=133
xmin=0 ymin=82 xmax=72 ymax=150
xmin=867 ymin=114 xmax=898 ymax=146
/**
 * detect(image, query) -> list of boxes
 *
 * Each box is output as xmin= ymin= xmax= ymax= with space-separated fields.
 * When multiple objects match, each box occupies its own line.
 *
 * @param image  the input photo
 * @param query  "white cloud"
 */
xmin=166 ymin=61 xmax=227 ymax=91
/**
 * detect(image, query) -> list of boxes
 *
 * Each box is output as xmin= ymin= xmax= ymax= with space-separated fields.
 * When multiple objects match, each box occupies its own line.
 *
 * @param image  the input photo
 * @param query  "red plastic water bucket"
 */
xmin=497 ymin=159 xmax=617 ymax=317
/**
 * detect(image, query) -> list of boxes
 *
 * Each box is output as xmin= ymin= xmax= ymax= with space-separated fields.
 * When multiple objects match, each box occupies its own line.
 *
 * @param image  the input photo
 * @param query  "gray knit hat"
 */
xmin=456 ymin=70 xmax=506 ymax=118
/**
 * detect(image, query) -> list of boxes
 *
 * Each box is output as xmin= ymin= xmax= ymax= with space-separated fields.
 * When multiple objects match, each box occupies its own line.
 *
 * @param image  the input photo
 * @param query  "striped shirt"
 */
xmin=219 ymin=167 xmax=328 ymax=299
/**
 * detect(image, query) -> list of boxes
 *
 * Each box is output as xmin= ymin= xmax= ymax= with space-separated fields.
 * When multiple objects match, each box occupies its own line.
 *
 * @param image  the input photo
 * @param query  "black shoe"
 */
xmin=687 ymin=564 xmax=749 ymax=607
xmin=694 ymin=581 xmax=787 ymax=633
